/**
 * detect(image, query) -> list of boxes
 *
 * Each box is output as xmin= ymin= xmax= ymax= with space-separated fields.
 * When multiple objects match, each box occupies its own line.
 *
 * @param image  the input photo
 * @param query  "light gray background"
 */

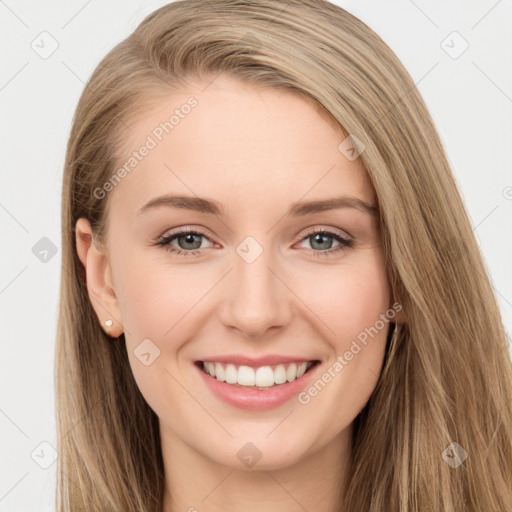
xmin=1 ymin=0 xmax=511 ymax=510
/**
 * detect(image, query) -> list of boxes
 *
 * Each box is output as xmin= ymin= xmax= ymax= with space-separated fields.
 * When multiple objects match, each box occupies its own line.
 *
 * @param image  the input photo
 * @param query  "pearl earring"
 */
xmin=104 ymin=319 xmax=113 ymax=327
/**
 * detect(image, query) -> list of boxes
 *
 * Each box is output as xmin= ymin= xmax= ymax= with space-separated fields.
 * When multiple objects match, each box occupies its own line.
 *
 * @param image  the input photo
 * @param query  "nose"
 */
xmin=217 ymin=246 xmax=293 ymax=339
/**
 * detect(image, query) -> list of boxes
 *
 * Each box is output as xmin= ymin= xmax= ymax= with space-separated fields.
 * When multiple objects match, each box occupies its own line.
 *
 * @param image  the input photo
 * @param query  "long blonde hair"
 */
xmin=56 ymin=1 xmax=512 ymax=510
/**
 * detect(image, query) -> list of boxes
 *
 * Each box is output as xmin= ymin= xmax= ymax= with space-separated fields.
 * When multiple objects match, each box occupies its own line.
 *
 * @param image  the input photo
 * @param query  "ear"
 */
xmin=75 ymin=217 xmax=124 ymax=337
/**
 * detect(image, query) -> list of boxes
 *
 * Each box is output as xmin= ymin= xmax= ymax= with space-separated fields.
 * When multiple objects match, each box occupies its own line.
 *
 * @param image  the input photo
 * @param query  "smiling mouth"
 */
xmin=195 ymin=360 xmax=321 ymax=389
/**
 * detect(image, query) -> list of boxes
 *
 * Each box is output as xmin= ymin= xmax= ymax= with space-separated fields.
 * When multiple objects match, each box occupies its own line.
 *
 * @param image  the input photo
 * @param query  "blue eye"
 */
xmin=154 ymin=227 xmax=353 ymax=258
xmin=297 ymin=228 xmax=353 ymax=258
xmin=155 ymin=228 xmax=213 ymax=257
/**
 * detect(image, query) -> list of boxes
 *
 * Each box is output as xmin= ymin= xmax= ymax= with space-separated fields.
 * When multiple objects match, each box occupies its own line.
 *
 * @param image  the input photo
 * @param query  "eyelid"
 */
xmin=154 ymin=224 xmax=354 ymax=258
xmin=158 ymin=225 xmax=212 ymax=238
xmin=298 ymin=225 xmax=352 ymax=242
xmin=157 ymin=225 xmax=351 ymax=243
xmin=156 ymin=226 xmax=216 ymax=248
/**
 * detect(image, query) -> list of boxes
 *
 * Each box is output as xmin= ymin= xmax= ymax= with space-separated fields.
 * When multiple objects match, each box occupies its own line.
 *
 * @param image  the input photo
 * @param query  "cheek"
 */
xmin=295 ymin=259 xmax=391 ymax=406
xmin=301 ymin=265 xmax=391 ymax=425
xmin=113 ymin=257 xmax=190 ymax=415
xmin=114 ymin=252 xmax=199 ymax=341
xmin=301 ymin=261 xmax=390 ymax=344
xmin=113 ymin=253 xmax=215 ymax=398
xmin=115 ymin=246 xmax=391 ymax=362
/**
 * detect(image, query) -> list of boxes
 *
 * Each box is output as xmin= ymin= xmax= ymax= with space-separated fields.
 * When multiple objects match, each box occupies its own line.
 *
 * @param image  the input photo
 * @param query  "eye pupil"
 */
xmin=179 ymin=233 xmax=202 ymax=250
xmin=160 ymin=228 xmax=349 ymax=257
xmin=310 ymin=233 xmax=333 ymax=250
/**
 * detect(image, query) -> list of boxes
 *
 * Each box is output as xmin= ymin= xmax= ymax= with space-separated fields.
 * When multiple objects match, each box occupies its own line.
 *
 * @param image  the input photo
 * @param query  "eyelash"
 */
xmin=153 ymin=226 xmax=353 ymax=258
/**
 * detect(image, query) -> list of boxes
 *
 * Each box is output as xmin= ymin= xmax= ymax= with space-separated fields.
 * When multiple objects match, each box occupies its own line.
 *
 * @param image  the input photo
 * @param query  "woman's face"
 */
xmin=79 ymin=74 xmax=395 ymax=470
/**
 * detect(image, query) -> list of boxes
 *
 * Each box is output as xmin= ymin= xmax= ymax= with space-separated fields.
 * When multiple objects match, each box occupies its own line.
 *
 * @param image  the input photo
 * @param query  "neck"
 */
xmin=161 ymin=422 xmax=352 ymax=512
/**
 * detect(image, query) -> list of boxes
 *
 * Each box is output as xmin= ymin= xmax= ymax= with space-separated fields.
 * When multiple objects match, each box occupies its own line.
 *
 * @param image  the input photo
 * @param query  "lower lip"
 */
xmin=194 ymin=361 xmax=320 ymax=410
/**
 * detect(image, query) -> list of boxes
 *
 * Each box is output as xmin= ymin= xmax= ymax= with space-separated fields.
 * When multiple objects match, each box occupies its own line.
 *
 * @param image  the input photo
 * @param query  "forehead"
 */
xmin=108 ymin=74 xmax=375 ymax=219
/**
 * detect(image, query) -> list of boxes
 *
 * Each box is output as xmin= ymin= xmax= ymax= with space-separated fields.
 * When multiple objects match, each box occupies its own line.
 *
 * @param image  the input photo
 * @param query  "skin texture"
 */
xmin=76 ymin=74 xmax=401 ymax=512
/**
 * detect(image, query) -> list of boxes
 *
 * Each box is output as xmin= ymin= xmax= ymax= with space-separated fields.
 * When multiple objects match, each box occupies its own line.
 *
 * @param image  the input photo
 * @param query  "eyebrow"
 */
xmin=137 ymin=194 xmax=378 ymax=217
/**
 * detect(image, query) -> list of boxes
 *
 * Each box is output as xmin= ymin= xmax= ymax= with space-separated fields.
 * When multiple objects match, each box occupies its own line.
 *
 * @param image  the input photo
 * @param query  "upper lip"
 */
xmin=196 ymin=354 xmax=320 ymax=368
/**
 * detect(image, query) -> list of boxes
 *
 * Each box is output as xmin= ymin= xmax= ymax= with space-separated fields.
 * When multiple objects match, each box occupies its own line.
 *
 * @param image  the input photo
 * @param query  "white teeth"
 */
xmin=201 ymin=360 xmax=315 ymax=387
xmin=225 ymin=364 xmax=238 ymax=384
xmin=215 ymin=362 xmax=225 ymax=382
xmin=255 ymin=366 xmax=274 ymax=387
xmin=205 ymin=362 xmax=215 ymax=376
xmin=274 ymin=364 xmax=287 ymax=384
xmin=238 ymin=365 xmax=255 ymax=386
xmin=286 ymin=363 xmax=297 ymax=382
xmin=296 ymin=362 xmax=307 ymax=378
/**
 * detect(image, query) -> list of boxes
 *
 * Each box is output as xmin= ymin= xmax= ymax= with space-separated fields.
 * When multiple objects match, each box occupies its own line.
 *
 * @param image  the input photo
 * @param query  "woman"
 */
xmin=56 ymin=0 xmax=512 ymax=510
